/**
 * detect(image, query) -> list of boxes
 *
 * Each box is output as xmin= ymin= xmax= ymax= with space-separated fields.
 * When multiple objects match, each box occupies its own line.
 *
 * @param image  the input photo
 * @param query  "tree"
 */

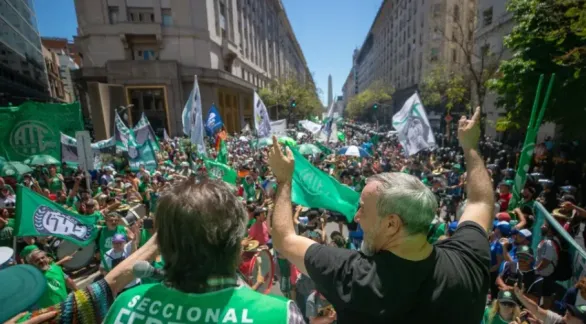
xmin=346 ymin=80 xmax=394 ymax=120
xmin=433 ymin=3 xmax=504 ymax=111
xmin=419 ymin=64 xmax=469 ymax=112
xmin=258 ymin=76 xmax=323 ymax=120
xmin=489 ymin=0 xmax=586 ymax=137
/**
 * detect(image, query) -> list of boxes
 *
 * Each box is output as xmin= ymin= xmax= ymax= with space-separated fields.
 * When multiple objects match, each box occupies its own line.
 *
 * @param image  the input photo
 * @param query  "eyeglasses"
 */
xmin=499 ymin=301 xmax=516 ymax=308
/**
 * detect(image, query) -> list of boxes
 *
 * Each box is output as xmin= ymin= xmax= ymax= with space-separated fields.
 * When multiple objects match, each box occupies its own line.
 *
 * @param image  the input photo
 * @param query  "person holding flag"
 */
xmin=267 ymin=108 xmax=494 ymax=323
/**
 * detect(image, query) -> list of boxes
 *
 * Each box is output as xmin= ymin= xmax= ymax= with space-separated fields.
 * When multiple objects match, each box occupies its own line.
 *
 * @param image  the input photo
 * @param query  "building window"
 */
xmin=483 ymin=7 xmax=493 ymax=27
xmin=452 ymin=49 xmax=457 ymax=62
xmin=453 ymin=5 xmax=460 ymax=22
xmin=108 ymin=6 xmax=119 ymax=24
xmin=128 ymin=8 xmax=155 ymax=23
xmin=133 ymin=49 xmax=158 ymax=61
xmin=162 ymin=9 xmax=173 ymax=26
xmin=430 ymin=48 xmax=439 ymax=62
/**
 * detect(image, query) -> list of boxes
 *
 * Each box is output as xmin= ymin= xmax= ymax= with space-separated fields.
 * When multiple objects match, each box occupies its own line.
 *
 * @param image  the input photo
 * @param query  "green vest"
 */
xmin=37 ymin=264 xmax=68 ymax=308
xmin=105 ymin=283 xmax=291 ymax=324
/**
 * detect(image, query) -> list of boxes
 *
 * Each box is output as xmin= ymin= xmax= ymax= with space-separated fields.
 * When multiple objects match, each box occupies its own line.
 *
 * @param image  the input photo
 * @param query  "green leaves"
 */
xmin=346 ymin=80 xmax=394 ymax=119
xmin=490 ymin=0 xmax=586 ymax=137
xmin=258 ymin=77 xmax=323 ymax=119
xmin=419 ymin=64 xmax=468 ymax=112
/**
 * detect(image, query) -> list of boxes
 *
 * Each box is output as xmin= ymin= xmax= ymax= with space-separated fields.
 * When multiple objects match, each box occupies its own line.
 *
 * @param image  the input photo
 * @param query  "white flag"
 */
xmin=181 ymin=88 xmax=194 ymax=136
xmin=299 ymin=120 xmax=322 ymax=134
xmin=254 ymin=92 xmax=272 ymax=137
xmin=270 ymin=119 xmax=287 ymax=136
xmin=392 ymin=93 xmax=436 ymax=156
xmin=189 ymin=75 xmax=206 ymax=156
xmin=163 ymin=129 xmax=170 ymax=141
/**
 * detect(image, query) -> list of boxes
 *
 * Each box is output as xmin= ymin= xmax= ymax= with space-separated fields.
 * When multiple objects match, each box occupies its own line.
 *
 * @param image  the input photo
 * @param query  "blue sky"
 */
xmin=34 ymin=0 xmax=382 ymax=105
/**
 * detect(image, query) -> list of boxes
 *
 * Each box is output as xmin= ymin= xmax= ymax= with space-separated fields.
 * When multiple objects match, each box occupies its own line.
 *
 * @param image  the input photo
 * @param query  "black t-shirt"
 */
xmin=304 ymin=221 xmax=490 ymax=323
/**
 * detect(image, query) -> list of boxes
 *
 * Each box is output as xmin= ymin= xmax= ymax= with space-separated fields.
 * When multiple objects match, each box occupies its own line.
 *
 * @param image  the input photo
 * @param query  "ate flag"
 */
xmin=0 ymin=102 xmax=83 ymax=161
xmin=289 ymin=146 xmax=359 ymax=222
xmin=205 ymin=159 xmax=237 ymax=184
xmin=15 ymin=185 xmax=99 ymax=246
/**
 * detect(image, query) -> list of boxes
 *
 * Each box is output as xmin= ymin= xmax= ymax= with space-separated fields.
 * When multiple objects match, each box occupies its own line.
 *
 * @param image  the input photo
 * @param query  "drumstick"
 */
xmin=67 ymin=247 xmax=84 ymax=259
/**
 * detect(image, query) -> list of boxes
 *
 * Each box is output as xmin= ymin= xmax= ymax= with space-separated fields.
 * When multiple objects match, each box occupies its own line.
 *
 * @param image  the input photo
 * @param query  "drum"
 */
xmin=55 ymin=240 xmax=97 ymax=271
xmin=238 ymin=249 xmax=274 ymax=294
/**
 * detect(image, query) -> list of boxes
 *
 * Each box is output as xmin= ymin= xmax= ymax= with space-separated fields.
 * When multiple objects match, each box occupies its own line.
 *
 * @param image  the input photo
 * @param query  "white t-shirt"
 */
xmin=536 ymin=238 xmax=558 ymax=277
xmin=545 ymin=310 xmax=563 ymax=324
xmin=101 ymin=242 xmax=140 ymax=288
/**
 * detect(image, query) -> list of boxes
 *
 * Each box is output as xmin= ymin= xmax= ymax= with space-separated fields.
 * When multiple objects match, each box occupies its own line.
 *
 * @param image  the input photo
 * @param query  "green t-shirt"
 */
xmin=48 ymin=175 xmax=63 ymax=193
xmin=105 ymin=283 xmax=291 ymax=324
xmin=37 ymin=263 xmax=68 ymax=308
xmin=139 ymin=229 xmax=153 ymax=248
xmin=483 ymin=307 xmax=510 ymax=324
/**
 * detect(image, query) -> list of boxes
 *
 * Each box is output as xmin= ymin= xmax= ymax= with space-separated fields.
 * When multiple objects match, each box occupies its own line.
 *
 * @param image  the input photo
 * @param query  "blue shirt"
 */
xmin=490 ymin=240 xmax=503 ymax=267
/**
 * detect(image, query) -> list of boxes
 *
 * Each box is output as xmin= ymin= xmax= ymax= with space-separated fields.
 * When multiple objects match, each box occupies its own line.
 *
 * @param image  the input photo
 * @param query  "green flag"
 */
xmin=217 ymin=139 xmax=228 ymax=165
xmin=290 ymin=146 xmax=359 ymax=222
xmin=0 ymin=102 xmax=83 ymax=161
xmin=337 ymin=131 xmax=346 ymax=142
xmin=205 ymin=159 xmax=237 ymax=184
xmin=14 ymin=185 xmax=99 ymax=246
xmin=129 ymin=139 xmax=158 ymax=172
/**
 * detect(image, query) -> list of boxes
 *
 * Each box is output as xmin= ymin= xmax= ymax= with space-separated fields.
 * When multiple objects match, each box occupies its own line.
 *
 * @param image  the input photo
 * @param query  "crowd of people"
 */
xmin=0 ymin=108 xmax=586 ymax=323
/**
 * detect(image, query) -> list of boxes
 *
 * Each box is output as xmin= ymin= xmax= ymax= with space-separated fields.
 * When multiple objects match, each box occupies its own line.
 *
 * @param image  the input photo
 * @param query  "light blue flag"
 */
xmin=205 ymin=104 xmax=224 ymax=137
xmin=182 ymin=88 xmax=194 ymax=136
xmin=189 ymin=76 xmax=206 ymax=156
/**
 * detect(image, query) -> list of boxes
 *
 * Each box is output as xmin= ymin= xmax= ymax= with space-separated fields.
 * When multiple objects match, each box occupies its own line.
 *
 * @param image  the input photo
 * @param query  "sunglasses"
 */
xmin=499 ymin=301 xmax=516 ymax=308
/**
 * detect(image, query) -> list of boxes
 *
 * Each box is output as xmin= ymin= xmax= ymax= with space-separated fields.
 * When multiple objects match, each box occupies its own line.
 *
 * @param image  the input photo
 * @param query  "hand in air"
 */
xmin=267 ymin=135 xmax=294 ymax=182
xmin=458 ymin=107 xmax=481 ymax=150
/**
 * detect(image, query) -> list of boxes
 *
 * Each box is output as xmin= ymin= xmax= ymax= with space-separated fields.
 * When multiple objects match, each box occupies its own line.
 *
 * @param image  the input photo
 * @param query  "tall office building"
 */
xmin=73 ymin=0 xmax=313 ymax=138
xmin=42 ymin=37 xmax=81 ymax=103
xmin=342 ymin=0 xmax=476 ymax=115
xmin=0 ymin=0 xmax=49 ymax=105
xmin=327 ymin=74 xmax=332 ymax=108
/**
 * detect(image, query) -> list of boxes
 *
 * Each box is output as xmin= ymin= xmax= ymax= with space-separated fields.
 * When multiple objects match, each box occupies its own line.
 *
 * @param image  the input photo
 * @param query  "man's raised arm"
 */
xmin=458 ymin=107 xmax=495 ymax=232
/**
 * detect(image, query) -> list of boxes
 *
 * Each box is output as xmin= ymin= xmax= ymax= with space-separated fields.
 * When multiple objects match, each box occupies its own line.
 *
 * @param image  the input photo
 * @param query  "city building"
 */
xmin=42 ymin=45 xmax=69 ymax=102
xmin=42 ymin=37 xmax=80 ymax=103
xmin=73 ymin=0 xmax=313 ymax=139
xmin=474 ymin=0 xmax=554 ymax=140
xmin=342 ymin=0 xmax=476 ymax=119
xmin=0 ymin=0 xmax=49 ymax=106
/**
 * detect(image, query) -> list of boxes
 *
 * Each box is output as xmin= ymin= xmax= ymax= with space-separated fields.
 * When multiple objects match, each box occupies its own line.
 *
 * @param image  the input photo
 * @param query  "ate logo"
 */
xmin=298 ymin=171 xmax=324 ymax=196
xmin=209 ymin=166 xmax=224 ymax=179
xmin=128 ymin=146 xmax=139 ymax=159
xmin=10 ymin=121 xmax=56 ymax=156
xmin=33 ymin=206 xmax=94 ymax=241
xmin=207 ymin=112 xmax=217 ymax=129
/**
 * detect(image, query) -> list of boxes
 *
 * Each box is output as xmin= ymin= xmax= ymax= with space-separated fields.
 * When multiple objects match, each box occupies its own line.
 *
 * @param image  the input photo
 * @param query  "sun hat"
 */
xmin=0 ymin=265 xmax=47 ymax=322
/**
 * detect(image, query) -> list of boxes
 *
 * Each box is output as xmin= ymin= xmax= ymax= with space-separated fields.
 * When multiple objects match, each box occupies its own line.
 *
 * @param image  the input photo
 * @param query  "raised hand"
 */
xmin=458 ymin=107 xmax=481 ymax=150
xmin=267 ymin=135 xmax=294 ymax=182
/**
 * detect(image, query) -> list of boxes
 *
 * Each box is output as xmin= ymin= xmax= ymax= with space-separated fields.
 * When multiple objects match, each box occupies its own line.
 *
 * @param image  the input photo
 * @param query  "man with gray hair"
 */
xmin=268 ymin=107 xmax=493 ymax=323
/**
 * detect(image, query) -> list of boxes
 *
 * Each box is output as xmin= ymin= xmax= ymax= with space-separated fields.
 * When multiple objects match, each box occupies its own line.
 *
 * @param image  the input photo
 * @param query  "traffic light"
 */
xmin=290 ymin=98 xmax=297 ymax=108
xmin=373 ymin=103 xmax=379 ymax=110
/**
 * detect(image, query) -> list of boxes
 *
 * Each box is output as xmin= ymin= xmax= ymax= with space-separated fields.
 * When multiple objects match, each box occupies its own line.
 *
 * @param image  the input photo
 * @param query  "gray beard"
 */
xmin=361 ymin=239 xmax=376 ymax=257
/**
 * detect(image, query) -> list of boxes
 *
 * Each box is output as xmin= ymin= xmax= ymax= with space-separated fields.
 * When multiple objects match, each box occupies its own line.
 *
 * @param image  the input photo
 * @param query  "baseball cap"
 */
xmin=515 ymin=245 xmax=534 ymax=258
xmin=496 ymin=221 xmax=512 ymax=237
xmin=0 ymin=265 xmax=47 ymax=322
xmin=19 ymin=244 xmax=39 ymax=259
xmin=497 ymin=290 xmax=517 ymax=305
xmin=112 ymin=233 xmax=127 ymax=243
xmin=519 ymin=229 xmax=532 ymax=239
xmin=567 ymin=304 xmax=586 ymax=322
xmin=496 ymin=212 xmax=511 ymax=222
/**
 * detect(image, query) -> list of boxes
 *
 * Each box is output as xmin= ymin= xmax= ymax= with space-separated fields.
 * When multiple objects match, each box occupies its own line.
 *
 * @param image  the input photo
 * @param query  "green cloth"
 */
xmin=0 ymin=102 xmax=83 ymax=162
xmin=138 ymin=229 xmax=153 ymax=248
xmin=15 ymin=185 xmax=100 ymax=246
xmin=37 ymin=263 xmax=68 ymax=308
xmin=104 ymin=283 xmax=291 ymax=324
xmin=289 ymin=146 xmax=359 ymax=222
xmin=205 ymin=159 xmax=237 ymax=184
